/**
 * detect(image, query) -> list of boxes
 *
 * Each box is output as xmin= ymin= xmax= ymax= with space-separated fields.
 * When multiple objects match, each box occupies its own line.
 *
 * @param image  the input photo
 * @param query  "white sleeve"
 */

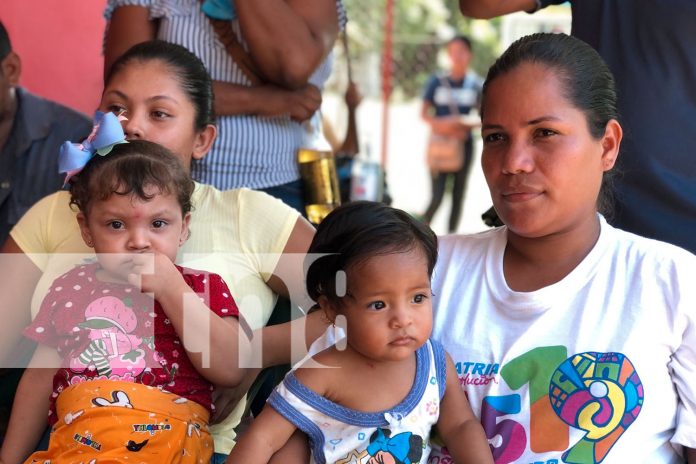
xmin=669 ymin=254 xmax=696 ymax=449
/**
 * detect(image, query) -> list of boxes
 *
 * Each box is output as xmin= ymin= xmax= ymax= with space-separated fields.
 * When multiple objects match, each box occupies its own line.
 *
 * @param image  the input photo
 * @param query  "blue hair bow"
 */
xmin=58 ymin=111 xmax=127 ymax=184
xmin=366 ymin=429 xmax=413 ymax=464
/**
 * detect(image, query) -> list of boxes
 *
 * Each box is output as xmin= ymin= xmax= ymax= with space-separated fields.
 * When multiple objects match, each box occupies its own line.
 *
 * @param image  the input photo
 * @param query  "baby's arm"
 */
xmin=436 ymin=353 xmax=494 ymax=464
xmin=132 ymin=253 xmax=250 ymax=387
xmin=225 ymin=405 xmax=298 ymax=463
xmin=0 ymin=344 xmax=59 ymax=464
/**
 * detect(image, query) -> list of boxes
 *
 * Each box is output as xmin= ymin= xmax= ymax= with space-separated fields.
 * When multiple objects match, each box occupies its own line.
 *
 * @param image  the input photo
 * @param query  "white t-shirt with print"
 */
xmin=430 ymin=216 xmax=696 ymax=463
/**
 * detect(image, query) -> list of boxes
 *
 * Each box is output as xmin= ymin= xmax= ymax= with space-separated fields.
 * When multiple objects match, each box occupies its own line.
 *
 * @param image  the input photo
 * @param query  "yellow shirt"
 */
xmin=11 ymin=183 xmax=300 ymax=453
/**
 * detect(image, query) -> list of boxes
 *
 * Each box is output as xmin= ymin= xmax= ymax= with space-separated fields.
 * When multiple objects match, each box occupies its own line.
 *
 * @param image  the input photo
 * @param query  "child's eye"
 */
xmin=152 ymin=220 xmax=167 ymax=229
xmin=367 ymin=301 xmax=386 ymax=311
xmin=108 ymin=221 xmax=124 ymax=230
xmin=412 ymin=293 xmax=429 ymax=304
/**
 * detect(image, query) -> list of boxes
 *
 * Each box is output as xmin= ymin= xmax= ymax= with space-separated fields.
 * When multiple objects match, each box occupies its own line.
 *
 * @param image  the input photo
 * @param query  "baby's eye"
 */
xmin=367 ymin=301 xmax=386 ymax=311
xmin=412 ymin=293 xmax=429 ymax=304
xmin=152 ymin=220 xmax=167 ymax=229
xmin=108 ymin=221 xmax=124 ymax=230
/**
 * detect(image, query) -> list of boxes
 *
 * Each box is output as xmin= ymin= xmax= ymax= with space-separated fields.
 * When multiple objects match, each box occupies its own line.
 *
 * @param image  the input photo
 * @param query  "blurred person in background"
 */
xmin=419 ymin=35 xmax=482 ymax=234
xmin=0 ymin=20 xmax=91 ymax=244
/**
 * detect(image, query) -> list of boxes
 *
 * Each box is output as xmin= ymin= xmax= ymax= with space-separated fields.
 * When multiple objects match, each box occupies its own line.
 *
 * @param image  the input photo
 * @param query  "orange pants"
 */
xmin=26 ymin=380 xmax=213 ymax=463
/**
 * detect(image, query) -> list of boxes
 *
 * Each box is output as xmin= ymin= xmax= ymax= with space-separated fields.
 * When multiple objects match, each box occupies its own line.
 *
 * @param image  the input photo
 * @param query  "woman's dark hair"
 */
xmin=482 ymin=32 xmax=620 ymax=217
xmin=106 ymin=40 xmax=215 ymax=130
xmin=305 ymin=201 xmax=438 ymax=308
xmin=69 ymin=140 xmax=195 ymax=216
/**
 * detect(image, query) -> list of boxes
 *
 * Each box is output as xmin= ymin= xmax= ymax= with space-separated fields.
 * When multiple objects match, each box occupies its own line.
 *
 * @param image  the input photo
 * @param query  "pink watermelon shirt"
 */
xmin=24 ymin=262 xmax=239 ymax=425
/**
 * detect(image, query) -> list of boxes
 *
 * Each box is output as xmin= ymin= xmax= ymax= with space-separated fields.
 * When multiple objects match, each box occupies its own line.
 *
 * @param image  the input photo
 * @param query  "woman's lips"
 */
xmin=503 ymin=193 xmax=539 ymax=202
xmin=501 ymin=189 xmax=542 ymax=202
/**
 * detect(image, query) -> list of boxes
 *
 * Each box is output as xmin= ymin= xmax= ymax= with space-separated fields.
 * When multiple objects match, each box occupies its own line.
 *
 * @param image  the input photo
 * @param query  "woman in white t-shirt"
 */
xmin=429 ymin=32 xmax=696 ymax=463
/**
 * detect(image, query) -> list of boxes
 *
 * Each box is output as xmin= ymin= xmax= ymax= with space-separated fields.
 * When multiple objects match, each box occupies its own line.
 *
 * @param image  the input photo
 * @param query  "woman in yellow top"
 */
xmin=0 ymin=40 xmax=317 ymax=462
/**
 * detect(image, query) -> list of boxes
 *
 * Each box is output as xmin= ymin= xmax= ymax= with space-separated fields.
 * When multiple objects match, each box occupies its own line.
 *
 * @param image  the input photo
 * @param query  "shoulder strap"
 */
xmin=428 ymin=338 xmax=448 ymax=400
xmin=200 ymin=0 xmax=264 ymax=85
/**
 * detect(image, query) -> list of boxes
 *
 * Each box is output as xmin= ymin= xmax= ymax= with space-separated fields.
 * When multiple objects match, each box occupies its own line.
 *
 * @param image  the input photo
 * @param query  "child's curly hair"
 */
xmin=69 ymin=140 xmax=195 ymax=216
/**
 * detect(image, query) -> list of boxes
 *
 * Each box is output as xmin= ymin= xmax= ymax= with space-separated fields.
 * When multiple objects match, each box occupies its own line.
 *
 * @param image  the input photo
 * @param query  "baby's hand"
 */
xmin=127 ymin=252 xmax=181 ymax=296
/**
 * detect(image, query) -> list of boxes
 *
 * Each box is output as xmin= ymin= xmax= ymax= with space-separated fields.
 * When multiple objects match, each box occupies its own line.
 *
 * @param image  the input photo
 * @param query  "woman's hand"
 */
xmin=344 ymin=82 xmax=363 ymax=110
xmin=262 ymin=84 xmax=322 ymax=122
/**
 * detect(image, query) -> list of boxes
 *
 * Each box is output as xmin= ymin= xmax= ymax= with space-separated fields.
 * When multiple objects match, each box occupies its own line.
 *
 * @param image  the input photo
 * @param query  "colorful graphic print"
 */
xmin=332 ymin=428 xmax=426 ymax=464
xmin=460 ymin=347 xmax=643 ymax=464
xmin=366 ymin=428 xmax=424 ymax=464
xmin=71 ymin=296 xmax=147 ymax=377
xmin=549 ymin=352 xmax=643 ymax=464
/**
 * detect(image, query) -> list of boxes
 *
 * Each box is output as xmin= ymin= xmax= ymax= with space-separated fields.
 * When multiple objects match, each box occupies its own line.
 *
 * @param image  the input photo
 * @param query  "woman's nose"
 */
xmin=121 ymin=112 xmax=144 ymax=140
xmin=501 ymin=140 xmax=534 ymax=175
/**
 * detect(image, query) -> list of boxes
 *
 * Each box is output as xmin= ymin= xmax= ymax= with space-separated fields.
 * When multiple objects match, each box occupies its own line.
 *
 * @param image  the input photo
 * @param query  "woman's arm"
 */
xmin=225 ymin=405 xmax=298 ymax=463
xmin=104 ymin=5 xmax=325 ymax=118
xmin=103 ymin=5 xmax=158 ymax=78
xmin=235 ymin=0 xmax=339 ymax=89
xmin=436 ymin=354 xmax=494 ymax=463
xmin=266 ymin=216 xmax=315 ymax=303
xmin=0 ymin=345 xmax=59 ymax=464
xmin=0 ymin=238 xmax=42 ymax=366
xmin=262 ymin=217 xmax=327 ymax=367
xmin=458 ymin=0 xmax=536 ymax=18
xmin=212 ymin=82 xmax=321 ymax=121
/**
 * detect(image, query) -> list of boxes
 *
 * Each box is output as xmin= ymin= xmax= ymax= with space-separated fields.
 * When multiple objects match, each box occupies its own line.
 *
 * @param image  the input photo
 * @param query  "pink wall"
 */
xmin=1 ymin=0 xmax=108 ymax=115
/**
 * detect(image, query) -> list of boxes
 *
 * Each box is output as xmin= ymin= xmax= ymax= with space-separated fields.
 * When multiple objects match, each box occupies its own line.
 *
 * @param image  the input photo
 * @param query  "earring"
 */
xmin=86 ymin=240 xmax=93 ymax=247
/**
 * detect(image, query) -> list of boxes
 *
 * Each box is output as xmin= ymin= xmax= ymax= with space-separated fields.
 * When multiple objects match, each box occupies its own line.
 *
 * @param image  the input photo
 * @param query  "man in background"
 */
xmin=0 ymin=20 xmax=92 ymax=244
xmin=0 ymin=19 xmax=91 ymax=437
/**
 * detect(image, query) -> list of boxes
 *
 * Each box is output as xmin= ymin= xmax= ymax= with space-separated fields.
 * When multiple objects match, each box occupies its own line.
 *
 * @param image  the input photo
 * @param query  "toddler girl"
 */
xmin=227 ymin=201 xmax=493 ymax=463
xmin=0 ymin=133 xmax=246 ymax=463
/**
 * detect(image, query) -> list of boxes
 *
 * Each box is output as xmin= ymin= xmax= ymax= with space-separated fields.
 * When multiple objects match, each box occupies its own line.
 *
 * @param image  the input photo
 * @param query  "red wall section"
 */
xmin=1 ymin=0 xmax=108 ymax=115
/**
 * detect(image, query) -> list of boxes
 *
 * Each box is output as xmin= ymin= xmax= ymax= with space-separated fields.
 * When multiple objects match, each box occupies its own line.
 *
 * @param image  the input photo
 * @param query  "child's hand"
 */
xmin=127 ymin=252 xmax=182 ymax=296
